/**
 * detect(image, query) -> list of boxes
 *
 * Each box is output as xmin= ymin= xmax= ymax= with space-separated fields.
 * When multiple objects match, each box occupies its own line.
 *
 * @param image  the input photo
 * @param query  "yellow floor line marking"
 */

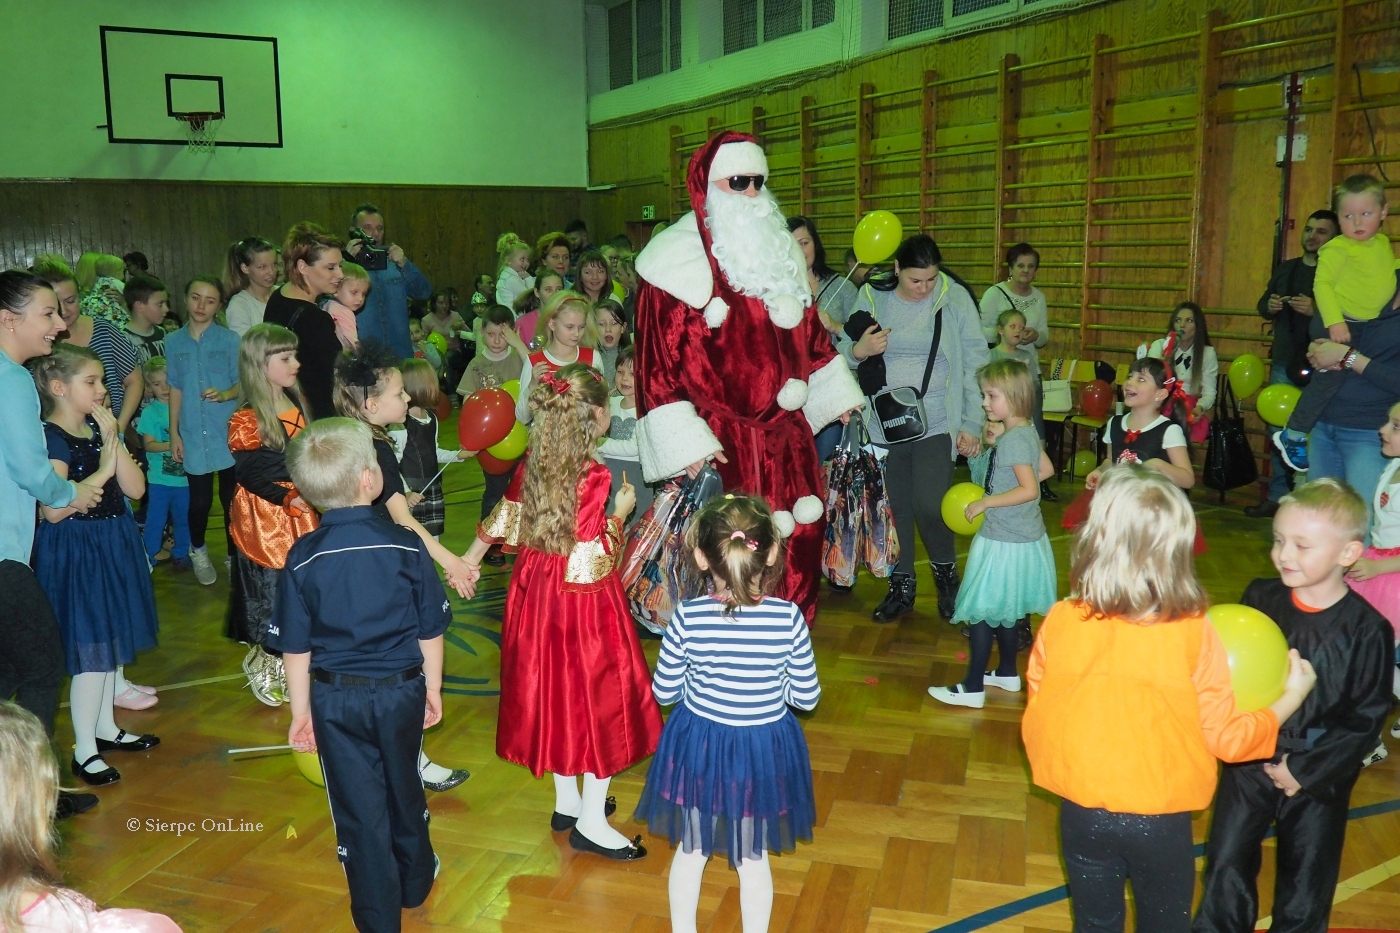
xmin=1254 ymin=851 xmax=1400 ymax=928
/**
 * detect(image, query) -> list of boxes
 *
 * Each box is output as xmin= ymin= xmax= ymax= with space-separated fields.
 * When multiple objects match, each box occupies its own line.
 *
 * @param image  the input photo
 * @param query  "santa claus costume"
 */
xmin=634 ymin=132 xmax=864 ymax=622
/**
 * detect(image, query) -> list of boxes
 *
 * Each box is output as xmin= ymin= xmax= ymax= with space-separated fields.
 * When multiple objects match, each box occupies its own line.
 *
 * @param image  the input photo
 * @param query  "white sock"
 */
xmin=419 ymin=749 xmax=454 ymax=783
xmin=553 ymin=773 xmax=582 ymax=817
xmin=668 ymin=846 xmax=707 ymax=933
xmin=1393 ymin=663 xmax=1399 ymax=700
xmin=575 ymin=773 xmax=630 ymax=850
xmin=94 ymin=671 xmax=122 ymax=742
xmin=113 ymin=665 xmax=129 ymax=695
xmin=70 ymin=672 xmax=107 ymax=768
xmin=735 ymin=850 xmax=774 ymax=933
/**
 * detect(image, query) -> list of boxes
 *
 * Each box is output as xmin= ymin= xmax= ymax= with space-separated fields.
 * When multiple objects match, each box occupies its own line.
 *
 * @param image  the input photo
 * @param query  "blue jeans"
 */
xmin=1308 ymin=421 xmax=1387 ymax=522
xmin=143 ymin=483 xmax=190 ymax=561
xmin=1267 ymin=364 xmax=1297 ymax=502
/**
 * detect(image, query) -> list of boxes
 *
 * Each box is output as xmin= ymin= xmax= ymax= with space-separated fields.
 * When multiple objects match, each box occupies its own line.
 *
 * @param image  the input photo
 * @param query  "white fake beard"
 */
xmin=705 ymin=185 xmax=810 ymax=306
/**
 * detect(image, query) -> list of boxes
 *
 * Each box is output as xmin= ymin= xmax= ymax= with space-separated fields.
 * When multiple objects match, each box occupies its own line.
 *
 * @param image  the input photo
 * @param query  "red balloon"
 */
xmin=1081 ymin=380 xmax=1113 ymax=420
xmin=434 ymin=392 xmax=452 ymax=422
xmin=458 ymin=388 xmax=515 ymax=450
xmin=476 ymin=449 xmax=518 ymax=475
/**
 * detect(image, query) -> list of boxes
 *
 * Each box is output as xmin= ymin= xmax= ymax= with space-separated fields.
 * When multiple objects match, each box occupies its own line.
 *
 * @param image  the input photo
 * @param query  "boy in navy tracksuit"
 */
xmin=269 ymin=417 xmax=451 ymax=933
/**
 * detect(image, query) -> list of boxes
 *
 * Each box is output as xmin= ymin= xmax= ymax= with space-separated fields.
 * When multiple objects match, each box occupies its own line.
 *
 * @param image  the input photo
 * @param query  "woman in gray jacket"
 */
xmin=846 ymin=235 xmax=988 ymax=622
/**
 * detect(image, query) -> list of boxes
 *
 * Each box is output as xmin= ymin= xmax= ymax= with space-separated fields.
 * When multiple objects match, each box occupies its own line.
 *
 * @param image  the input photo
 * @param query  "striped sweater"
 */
xmin=654 ymin=596 xmax=821 ymax=725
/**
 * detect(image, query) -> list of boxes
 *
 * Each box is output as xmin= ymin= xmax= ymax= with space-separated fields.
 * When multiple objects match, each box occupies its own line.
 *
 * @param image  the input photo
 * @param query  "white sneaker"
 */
xmin=1363 ymin=743 xmax=1388 ymax=768
xmin=190 ymin=546 xmax=217 ymax=586
xmin=928 ymin=684 xmax=985 ymax=709
xmin=1391 ymin=718 xmax=1400 ymax=739
xmin=983 ymin=672 xmax=1023 ymax=692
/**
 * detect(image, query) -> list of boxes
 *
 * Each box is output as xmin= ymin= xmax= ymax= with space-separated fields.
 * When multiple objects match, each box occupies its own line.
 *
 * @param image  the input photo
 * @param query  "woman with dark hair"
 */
xmin=0 ymin=271 xmax=105 ymax=819
xmin=1147 ymin=301 xmax=1218 ymax=431
xmin=423 ymin=287 xmax=470 ymax=393
xmin=575 ymin=250 xmax=613 ymax=306
xmin=261 ymin=223 xmax=345 ymax=420
xmin=790 ymin=216 xmax=859 ymax=466
xmin=844 ymin=235 xmax=989 ymax=622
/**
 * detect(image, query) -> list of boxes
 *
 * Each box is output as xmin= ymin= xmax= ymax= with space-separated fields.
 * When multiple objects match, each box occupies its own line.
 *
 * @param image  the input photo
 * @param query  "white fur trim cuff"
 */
xmin=704 ymin=296 xmax=729 ymax=328
xmin=802 ymin=354 xmax=866 ymax=435
xmin=766 ymin=294 xmax=804 ymax=330
xmin=772 ymin=510 xmax=796 ymax=538
xmin=792 ymin=495 xmax=824 ymax=525
xmin=776 ymin=378 xmax=808 ymax=411
xmin=709 ymin=141 xmax=769 ymax=182
xmin=635 ymin=401 xmax=723 ymax=484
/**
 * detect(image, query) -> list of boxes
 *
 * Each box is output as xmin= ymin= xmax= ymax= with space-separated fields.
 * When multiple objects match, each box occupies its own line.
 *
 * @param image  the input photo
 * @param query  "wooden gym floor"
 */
xmin=54 ymin=442 xmax=1400 ymax=932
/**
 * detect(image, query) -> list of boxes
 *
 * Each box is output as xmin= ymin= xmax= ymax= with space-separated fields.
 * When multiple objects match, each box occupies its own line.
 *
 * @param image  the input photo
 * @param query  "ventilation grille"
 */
xmin=608 ymin=3 xmax=633 ymax=89
xmin=888 ymin=0 xmax=944 ymax=38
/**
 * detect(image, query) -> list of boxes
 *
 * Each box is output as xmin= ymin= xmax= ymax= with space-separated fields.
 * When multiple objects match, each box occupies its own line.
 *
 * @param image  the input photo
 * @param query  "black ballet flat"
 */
xmin=568 ymin=827 xmax=647 ymax=860
xmin=422 ymin=769 xmax=471 ymax=793
xmin=551 ymin=796 xmax=617 ymax=832
xmin=71 ymin=754 xmax=121 ymax=786
xmin=95 ymin=730 xmax=160 ymax=752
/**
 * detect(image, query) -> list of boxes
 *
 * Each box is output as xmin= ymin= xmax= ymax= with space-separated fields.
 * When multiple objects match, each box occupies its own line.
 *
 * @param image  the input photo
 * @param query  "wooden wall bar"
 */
xmin=0 ymin=180 xmax=589 ymax=310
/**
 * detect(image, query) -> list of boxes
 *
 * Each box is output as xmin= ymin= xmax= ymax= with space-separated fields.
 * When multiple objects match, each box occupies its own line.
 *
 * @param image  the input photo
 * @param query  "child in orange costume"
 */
xmin=1022 ymin=465 xmax=1316 ymax=933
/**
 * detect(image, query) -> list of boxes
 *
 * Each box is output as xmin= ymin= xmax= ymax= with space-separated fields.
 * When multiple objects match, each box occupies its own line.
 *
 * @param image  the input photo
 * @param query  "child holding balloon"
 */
xmin=457 ymin=363 xmax=662 ymax=860
xmin=929 ymin=360 xmax=1056 ymax=709
xmin=391 ymin=358 xmax=472 ymax=539
xmin=1023 ymin=465 xmax=1316 ymax=933
xmin=1195 ymin=478 xmax=1393 ymax=933
xmin=333 ymin=341 xmax=473 ymax=792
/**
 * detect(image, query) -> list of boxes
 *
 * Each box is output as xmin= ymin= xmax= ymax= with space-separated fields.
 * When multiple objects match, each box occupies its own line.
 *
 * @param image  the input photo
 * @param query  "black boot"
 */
xmin=1016 ymin=616 xmax=1034 ymax=651
xmin=1039 ymin=480 xmax=1058 ymax=502
xmin=931 ymin=562 xmax=960 ymax=620
xmin=873 ymin=573 xmax=916 ymax=623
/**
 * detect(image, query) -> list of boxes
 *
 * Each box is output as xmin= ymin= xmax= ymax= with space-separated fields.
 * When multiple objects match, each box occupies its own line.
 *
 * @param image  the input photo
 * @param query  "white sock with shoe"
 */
xmin=575 ymin=773 xmax=630 ymax=849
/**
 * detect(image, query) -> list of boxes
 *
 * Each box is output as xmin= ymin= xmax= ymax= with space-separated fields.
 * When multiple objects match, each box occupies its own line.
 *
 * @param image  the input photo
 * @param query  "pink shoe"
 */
xmin=113 ymin=686 xmax=158 ymax=710
xmin=129 ymin=682 xmax=158 ymax=696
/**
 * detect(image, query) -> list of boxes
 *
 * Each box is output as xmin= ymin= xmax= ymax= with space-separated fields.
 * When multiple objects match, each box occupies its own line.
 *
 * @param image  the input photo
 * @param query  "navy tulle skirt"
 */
xmin=32 ymin=513 xmax=158 ymax=676
xmin=633 ymin=703 xmax=816 ymax=867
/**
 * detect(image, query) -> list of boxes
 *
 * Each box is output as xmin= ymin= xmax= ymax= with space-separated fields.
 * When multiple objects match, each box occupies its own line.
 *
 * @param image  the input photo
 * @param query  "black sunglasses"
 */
xmin=726 ymin=174 xmax=766 ymax=192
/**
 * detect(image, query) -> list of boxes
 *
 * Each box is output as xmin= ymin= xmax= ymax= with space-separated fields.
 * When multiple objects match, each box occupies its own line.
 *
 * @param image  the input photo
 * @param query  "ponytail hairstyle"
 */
xmin=281 ymin=222 xmax=344 ymax=290
xmin=225 ymin=237 xmax=276 ymax=295
xmin=0 ymin=701 xmax=61 ymax=933
xmin=32 ymin=344 xmax=102 ymax=419
xmin=538 ymin=290 xmax=598 ymax=350
xmin=0 ymin=269 xmax=57 ymax=316
xmin=237 ymin=323 xmax=306 ymax=451
xmin=496 ymin=233 xmax=531 ymax=274
xmin=520 ymin=362 xmax=610 ymax=555
xmin=686 ymin=494 xmax=784 ymax=614
xmin=873 ymin=233 xmax=979 ymax=302
xmin=333 ymin=339 xmax=400 ymax=442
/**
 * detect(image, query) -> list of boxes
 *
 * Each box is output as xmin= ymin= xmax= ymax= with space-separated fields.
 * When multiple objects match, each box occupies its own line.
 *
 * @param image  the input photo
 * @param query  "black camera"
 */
xmin=348 ymin=227 xmax=389 ymax=271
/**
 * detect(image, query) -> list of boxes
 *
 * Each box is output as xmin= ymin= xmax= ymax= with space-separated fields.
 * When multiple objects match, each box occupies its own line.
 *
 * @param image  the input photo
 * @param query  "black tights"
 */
xmin=1061 ymin=799 xmax=1194 ymax=933
xmin=963 ymin=621 xmax=1020 ymax=692
xmin=188 ymin=468 xmax=235 ymax=551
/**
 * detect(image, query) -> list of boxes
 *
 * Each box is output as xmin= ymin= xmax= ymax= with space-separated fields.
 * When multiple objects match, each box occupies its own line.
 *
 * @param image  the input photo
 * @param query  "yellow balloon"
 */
xmin=853 ymin=211 xmax=904 ymax=264
xmin=941 ymin=482 xmax=985 ymax=536
xmin=292 ymin=749 xmax=325 ymax=787
xmin=1256 ymin=384 xmax=1301 ymax=428
xmin=487 ymin=420 xmax=528 ymax=460
xmin=1228 ymin=354 xmax=1266 ymax=398
xmin=1074 ymin=450 xmax=1098 ymax=478
xmin=1207 ymin=604 xmax=1290 ymax=712
xmin=500 ymin=379 xmax=521 ymax=402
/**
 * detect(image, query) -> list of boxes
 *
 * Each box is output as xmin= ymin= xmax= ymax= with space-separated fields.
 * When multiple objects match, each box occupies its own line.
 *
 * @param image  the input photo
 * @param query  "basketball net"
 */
xmin=175 ymin=112 xmax=224 ymax=154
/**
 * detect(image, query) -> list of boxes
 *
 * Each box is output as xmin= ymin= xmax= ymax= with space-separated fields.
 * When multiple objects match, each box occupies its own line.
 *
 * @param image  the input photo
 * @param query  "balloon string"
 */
xmin=416 ymin=460 xmax=456 ymax=495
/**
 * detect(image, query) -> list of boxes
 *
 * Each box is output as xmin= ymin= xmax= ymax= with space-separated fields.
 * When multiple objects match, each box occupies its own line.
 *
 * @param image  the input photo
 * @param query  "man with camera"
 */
xmin=347 ymin=203 xmax=432 ymax=358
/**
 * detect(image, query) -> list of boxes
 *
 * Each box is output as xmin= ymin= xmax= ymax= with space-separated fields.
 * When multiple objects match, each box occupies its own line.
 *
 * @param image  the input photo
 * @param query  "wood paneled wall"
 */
xmin=588 ymin=0 xmax=1399 ymax=476
xmin=0 ymin=180 xmax=591 ymax=309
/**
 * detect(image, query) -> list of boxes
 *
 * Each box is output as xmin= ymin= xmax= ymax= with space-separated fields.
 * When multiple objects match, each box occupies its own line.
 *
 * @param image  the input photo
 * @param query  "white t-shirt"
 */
xmin=1371 ymin=458 xmax=1400 ymax=549
xmin=225 ymin=290 xmax=267 ymax=336
xmin=598 ymin=395 xmax=639 ymax=462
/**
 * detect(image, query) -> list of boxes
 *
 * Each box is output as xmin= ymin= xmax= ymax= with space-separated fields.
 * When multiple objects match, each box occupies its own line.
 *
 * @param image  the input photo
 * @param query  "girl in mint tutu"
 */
xmin=32 ymin=344 xmax=160 ymax=787
xmin=634 ymin=494 xmax=820 ymax=933
xmin=929 ymin=358 xmax=1057 ymax=710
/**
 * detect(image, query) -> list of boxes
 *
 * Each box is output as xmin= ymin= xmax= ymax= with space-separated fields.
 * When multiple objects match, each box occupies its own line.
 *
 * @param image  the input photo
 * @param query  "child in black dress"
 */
xmin=1194 ymin=478 xmax=1394 ymax=933
xmin=392 ymin=358 xmax=470 ymax=539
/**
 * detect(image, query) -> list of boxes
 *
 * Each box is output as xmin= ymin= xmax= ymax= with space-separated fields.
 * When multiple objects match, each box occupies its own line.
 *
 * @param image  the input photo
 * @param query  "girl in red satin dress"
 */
xmin=460 ymin=363 xmax=662 ymax=860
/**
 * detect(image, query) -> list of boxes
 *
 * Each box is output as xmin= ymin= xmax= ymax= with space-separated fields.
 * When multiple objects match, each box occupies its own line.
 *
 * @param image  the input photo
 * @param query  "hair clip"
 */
xmin=541 ymin=372 xmax=570 ymax=395
xmin=729 ymin=529 xmax=759 ymax=551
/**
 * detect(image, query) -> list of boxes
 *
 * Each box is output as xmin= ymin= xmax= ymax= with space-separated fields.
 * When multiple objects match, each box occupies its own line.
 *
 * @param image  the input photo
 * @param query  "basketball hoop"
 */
xmin=175 ymin=111 xmax=223 ymax=153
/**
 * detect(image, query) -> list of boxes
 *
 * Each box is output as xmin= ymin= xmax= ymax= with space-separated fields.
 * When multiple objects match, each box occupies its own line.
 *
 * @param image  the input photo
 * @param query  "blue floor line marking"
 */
xmin=923 ymin=796 xmax=1400 ymax=933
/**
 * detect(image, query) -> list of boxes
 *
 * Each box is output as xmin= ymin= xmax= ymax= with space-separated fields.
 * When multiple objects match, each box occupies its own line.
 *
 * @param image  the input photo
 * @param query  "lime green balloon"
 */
xmin=1207 ymin=604 xmax=1290 ymax=712
xmin=1074 ymin=450 xmax=1098 ymax=478
xmin=500 ymin=379 xmax=521 ymax=402
xmin=940 ymin=482 xmax=985 ymax=536
xmin=1228 ymin=354 xmax=1266 ymax=398
xmin=853 ymin=211 xmax=903 ymax=264
xmin=1256 ymin=383 xmax=1301 ymax=428
xmin=293 ymin=749 xmax=325 ymax=787
xmin=487 ymin=420 xmax=528 ymax=460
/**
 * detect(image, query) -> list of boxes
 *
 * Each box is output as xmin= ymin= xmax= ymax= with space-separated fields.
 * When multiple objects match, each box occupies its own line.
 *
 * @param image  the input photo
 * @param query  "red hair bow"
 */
xmin=541 ymin=372 xmax=571 ymax=395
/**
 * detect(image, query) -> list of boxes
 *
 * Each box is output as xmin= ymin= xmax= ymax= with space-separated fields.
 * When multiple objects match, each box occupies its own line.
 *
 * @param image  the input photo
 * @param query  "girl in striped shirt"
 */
xmin=635 ymin=494 xmax=821 ymax=933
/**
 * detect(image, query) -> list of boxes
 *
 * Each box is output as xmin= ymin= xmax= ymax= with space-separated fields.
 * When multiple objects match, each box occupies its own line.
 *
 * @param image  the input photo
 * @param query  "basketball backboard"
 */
xmin=100 ymin=26 xmax=282 ymax=147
